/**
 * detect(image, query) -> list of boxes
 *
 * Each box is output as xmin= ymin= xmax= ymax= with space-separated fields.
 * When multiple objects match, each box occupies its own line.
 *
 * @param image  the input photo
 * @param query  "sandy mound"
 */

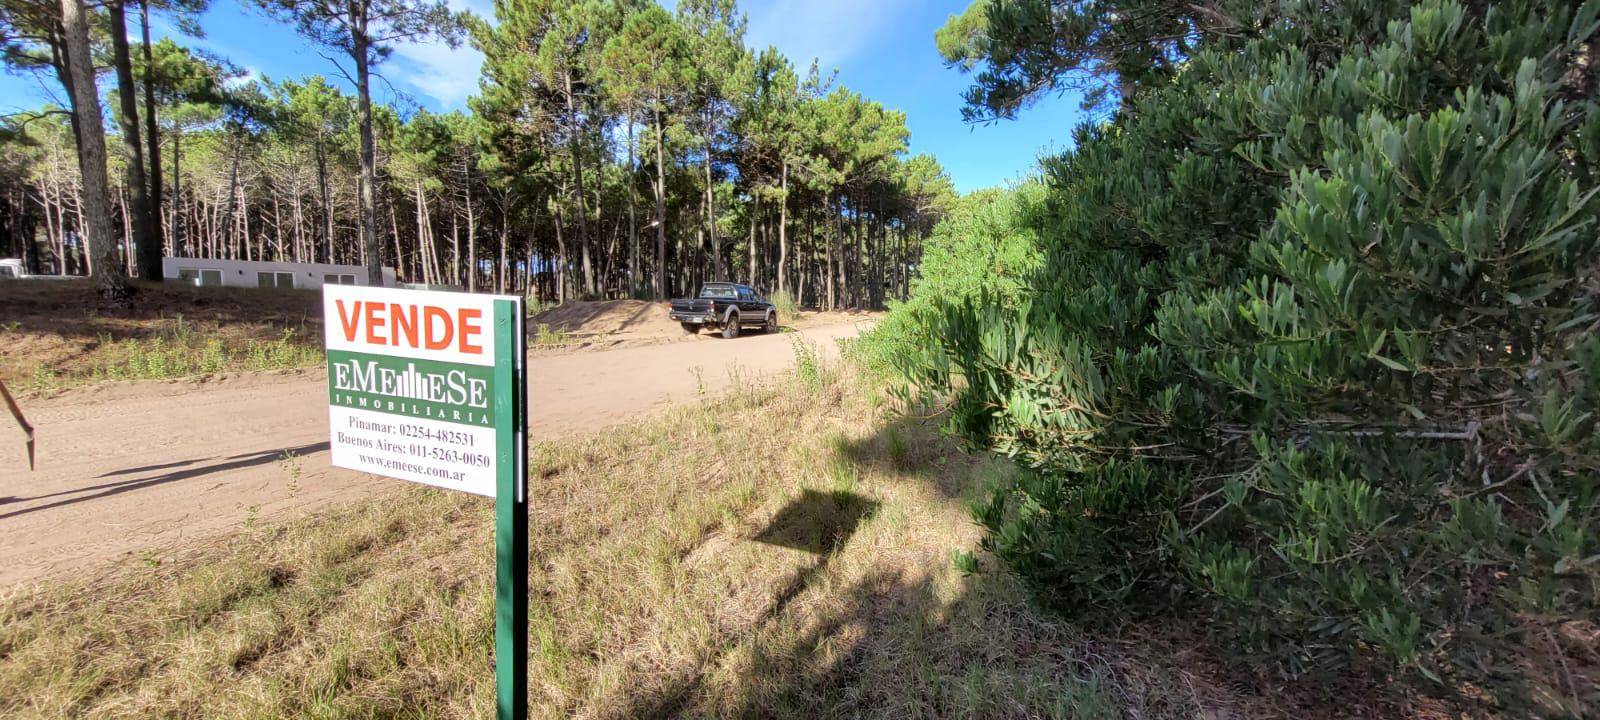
xmin=531 ymin=300 xmax=679 ymax=339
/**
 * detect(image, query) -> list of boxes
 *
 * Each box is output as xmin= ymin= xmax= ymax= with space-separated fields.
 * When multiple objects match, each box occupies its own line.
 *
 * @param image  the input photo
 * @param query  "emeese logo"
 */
xmin=330 ymin=358 xmax=489 ymax=409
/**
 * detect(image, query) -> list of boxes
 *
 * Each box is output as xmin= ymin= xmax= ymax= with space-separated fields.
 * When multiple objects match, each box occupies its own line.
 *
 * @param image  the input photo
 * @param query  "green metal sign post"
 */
xmin=323 ymin=286 xmax=527 ymax=720
xmin=492 ymin=297 xmax=528 ymax=720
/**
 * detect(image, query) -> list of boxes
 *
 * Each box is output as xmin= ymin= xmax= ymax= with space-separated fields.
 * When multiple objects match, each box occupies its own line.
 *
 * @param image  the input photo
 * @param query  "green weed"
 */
xmin=533 ymin=323 xmax=567 ymax=347
xmin=769 ymin=288 xmax=797 ymax=324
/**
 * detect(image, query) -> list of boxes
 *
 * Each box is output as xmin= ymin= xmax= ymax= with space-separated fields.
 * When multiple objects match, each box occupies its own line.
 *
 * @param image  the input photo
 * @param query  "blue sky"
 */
xmin=0 ymin=0 xmax=1084 ymax=193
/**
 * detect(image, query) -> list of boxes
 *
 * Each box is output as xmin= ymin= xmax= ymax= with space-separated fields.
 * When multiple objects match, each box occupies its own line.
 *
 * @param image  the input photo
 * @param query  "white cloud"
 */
xmin=743 ymin=0 xmax=914 ymax=73
xmin=225 ymin=66 xmax=262 ymax=90
xmin=389 ymin=0 xmax=492 ymax=109
xmin=392 ymin=40 xmax=484 ymax=109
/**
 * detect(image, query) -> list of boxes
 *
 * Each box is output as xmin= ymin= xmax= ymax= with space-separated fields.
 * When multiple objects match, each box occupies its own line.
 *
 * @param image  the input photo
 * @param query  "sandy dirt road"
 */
xmin=0 ymin=321 xmax=868 ymax=588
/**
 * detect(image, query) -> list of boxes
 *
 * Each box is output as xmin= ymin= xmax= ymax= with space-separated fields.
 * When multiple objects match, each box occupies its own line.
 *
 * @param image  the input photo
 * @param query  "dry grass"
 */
xmin=0 ymin=280 xmax=325 ymax=391
xmin=0 ymin=359 xmax=1274 ymax=719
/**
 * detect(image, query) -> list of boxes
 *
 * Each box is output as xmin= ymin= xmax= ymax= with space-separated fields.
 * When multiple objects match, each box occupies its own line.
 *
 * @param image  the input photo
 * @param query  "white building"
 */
xmin=162 ymin=257 xmax=396 ymax=290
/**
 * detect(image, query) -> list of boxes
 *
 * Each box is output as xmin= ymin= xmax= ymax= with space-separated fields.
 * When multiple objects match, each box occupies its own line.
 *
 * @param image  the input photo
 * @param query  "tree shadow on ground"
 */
xmin=590 ymin=419 xmax=1316 ymax=720
xmin=616 ymin=489 xmax=882 ymax=719
xmin=608 ymin=548 xmax=1203 ymax=720
xmin=768 ymin=409 xmax=1446 ymax=720
xmin=0 ymin=441 xmax=328 ymax=521
xmin=833 ymin=413 xmax=996 ymax=502
xmin=97 ymin=445 xmax=316 ymax=479
xmin=751 ymin=488 xmax=878 ymax=556
xmin=616 ymin=301 xmax=662 ymax=333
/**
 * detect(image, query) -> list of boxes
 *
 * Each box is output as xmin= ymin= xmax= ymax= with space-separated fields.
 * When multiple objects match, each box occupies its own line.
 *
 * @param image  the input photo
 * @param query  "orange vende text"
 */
xmin=335 ymin=300 xmax=484 ymax=354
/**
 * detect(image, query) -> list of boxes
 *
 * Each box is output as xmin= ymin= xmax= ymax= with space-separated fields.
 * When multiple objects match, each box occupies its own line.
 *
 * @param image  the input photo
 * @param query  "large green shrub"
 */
xmin=902 ymin=0 xmax=1600 ymax=711
xmin=856 ymin=184 xmax=1045 ymax=376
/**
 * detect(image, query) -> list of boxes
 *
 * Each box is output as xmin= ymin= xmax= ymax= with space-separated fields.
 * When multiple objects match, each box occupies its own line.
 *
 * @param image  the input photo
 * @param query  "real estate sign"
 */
xmin=324 ymin=285 xmax=520 ymax=497
xmin=323 ymin=284 xmax=529 ymax=719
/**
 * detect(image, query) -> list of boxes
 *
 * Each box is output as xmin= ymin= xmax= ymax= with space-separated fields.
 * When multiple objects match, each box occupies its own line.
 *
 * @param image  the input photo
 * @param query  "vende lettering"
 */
xmin=336 ymin=299 xmax=484 ymax=354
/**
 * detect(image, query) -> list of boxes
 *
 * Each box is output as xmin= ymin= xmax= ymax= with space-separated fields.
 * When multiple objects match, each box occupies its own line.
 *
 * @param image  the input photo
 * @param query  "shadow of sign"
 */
xmin=752 ymin=488 xmax=879 ymax=555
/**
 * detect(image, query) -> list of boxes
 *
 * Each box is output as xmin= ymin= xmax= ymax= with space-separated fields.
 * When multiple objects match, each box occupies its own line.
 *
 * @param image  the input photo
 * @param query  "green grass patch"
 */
xmin=20 ymin=315 xmax=324 ymax=391
xmin=93 ymin=319 xmax=322 ymax=382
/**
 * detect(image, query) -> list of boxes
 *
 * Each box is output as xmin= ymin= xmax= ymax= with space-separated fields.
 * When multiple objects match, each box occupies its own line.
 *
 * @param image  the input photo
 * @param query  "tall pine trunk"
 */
xmin=450 ymin=207 xmax=460 ymax=286
xmin=414 ymin=180 xmax=431 ymax=284
xmin=626 ymin=116 xmax=638 ymax=297
xmin=139 ymin=0 xmax=164 ymax=268
xmin=554 ymin=185 xmax=568 ymax=302
xmin=108 ymin=0 xmax=157 ymax=281
xmin=223 ymin=128 xmax=243 ymax=255
xmin=353 ymin=22 xmax=382 ymax=285
xmin=564 ymin=72 xmax=593 ymax=297
xmin=777 ymin=159 xmax=788 ymax=295
xmin=497 ymin=210 xmax=507 ymax=295
xmin=59 ymin=0 xmax=125 ymax=297
xmin=465 ymin=184 xmax=477 ymax=293
xmin=315 ymin=138 xmax=332 ymax=263
xmin=389 ymin=201 xmax=404 ymax=280
xmin=702 ymin=114 xmax=723 ymax=281
xmin=652 ymin=103 xmax=668 ymax=299
xmin=747 ymin=192 xmax=757 ymax=284
xmin=171 ymin=129 xmax=182 ymax=255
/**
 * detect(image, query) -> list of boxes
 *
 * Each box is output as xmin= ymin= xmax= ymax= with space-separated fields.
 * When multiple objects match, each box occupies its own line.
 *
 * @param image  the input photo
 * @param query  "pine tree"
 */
xmin=733 ymin=46 xmax=800 ymax=294
xmin=677 ymin=0 xmax=746 ymax=284
xmin=936 ymin=0 xmax=1218 ymax=119
xmin=252 ymin=0 xmax=462 ymax=285
xmin=599 ymin=3 xmax=689 ymax=298
xmin=276 ymin=76 xmax=351 ymax=262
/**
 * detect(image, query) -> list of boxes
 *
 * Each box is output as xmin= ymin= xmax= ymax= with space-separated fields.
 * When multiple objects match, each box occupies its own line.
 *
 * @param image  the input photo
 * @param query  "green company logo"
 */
xmin=327 ymin=350 xmax=495 ymax=427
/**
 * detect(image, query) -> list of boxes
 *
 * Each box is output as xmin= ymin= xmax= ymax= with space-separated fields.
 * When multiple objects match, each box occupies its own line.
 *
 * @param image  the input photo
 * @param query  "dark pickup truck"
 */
xmin=668 ymin=282 xmax=779 ymax=338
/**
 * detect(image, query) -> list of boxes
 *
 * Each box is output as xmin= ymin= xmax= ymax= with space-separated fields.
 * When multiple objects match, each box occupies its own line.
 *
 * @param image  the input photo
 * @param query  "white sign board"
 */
xmin=323 ymin=284 xmax=523 ymax=497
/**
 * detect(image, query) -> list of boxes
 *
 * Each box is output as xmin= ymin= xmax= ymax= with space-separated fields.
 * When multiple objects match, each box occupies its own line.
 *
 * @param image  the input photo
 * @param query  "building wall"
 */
xmin=162 ymin=258 xmax=397 ymax=290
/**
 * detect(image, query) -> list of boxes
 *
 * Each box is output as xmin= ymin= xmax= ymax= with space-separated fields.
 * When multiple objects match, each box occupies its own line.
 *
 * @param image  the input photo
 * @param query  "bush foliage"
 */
xmin=857 ymin=184 xmax=1044 ymax=376
xmin=887 ymin=0 xmax=1600 ymax=711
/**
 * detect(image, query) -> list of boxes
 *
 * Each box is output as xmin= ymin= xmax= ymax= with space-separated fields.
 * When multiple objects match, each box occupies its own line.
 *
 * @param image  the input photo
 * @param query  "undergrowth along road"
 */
xmin=0 ymin=356 xmax=1269 ymax=720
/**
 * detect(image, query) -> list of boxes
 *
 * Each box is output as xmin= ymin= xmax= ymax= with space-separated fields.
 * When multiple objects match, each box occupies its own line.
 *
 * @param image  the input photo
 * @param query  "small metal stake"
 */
xmin=0 ymin=380 xmax=34 ymax=470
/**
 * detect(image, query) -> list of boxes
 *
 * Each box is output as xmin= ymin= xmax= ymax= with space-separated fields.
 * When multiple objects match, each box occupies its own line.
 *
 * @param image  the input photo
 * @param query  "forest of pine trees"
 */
xmin=0 ymin=0 xmax=958 ymax=307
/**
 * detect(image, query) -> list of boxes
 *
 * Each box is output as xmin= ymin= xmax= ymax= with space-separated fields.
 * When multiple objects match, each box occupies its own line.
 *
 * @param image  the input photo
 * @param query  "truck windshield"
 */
xmin=699 ymin=285 xmax=736 ymax=299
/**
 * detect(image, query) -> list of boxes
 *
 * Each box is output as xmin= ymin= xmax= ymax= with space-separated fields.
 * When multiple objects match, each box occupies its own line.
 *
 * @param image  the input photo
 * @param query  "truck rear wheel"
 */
xmin=722 ymin=315 xmax=740 ymax=339
xmin=764 ymin=312 xmax=778 ymax=333
xmin=681 ymin=323 xmax=699 ymax=335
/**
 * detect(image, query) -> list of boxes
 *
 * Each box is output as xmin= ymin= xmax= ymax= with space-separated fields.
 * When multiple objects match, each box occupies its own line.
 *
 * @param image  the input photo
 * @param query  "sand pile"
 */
xmin=531 ymin=299 xmax=680 ymax=339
